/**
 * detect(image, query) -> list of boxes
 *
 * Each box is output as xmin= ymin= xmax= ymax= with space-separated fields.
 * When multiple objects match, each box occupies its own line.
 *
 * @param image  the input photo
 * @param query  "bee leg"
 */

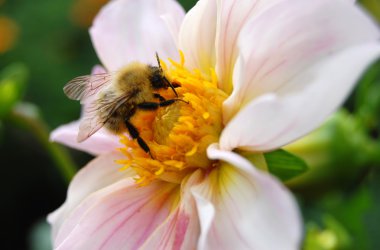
xmin=153 ymin=93 xmax=166 ymax=102
xmin=124 ymin=118 xmax=154 ymax=159
xmin=158 ymin=99 xmax=189 ymax=105
xmin=138 ymin=99 xmax=188 ymax=110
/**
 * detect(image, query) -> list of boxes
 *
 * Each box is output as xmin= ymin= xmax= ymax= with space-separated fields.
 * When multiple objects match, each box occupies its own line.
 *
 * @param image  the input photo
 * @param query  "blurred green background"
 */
xmin=0 ymin=0 xmax=379 ymax=249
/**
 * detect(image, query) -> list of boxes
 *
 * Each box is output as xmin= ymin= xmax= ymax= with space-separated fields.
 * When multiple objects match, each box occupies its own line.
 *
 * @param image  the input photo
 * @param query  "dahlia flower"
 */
xmin=49 ymin=0 xmax=380 ymax=249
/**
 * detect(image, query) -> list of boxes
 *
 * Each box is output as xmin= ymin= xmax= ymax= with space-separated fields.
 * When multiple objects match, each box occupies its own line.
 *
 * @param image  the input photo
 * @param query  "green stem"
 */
xmin=8 ymin=105 xmax=76 ymax=184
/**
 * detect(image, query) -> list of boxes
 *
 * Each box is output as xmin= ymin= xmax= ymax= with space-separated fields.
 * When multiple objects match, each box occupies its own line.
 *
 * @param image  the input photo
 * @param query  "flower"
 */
xmin=49 ymin=0 xmax=380 ymax=249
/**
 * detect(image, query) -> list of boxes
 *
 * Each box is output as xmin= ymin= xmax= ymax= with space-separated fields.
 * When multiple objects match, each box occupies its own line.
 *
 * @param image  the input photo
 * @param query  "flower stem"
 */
xmin=7 ymin=103 xmax=76 ymax=183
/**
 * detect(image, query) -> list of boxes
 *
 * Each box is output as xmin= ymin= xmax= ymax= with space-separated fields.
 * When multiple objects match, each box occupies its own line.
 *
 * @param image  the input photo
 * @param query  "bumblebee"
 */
xmin=64 ymin=54 xmax=184 ymax=157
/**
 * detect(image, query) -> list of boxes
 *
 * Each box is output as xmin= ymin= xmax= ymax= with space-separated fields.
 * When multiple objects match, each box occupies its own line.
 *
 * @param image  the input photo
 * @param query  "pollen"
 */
xmin=118 ymin=53 xmax=227 ymax=185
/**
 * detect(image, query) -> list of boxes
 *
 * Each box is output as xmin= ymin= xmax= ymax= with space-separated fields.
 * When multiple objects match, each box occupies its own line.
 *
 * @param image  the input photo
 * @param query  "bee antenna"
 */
xmin=155 ymin=52 xmax=162 ymax=70
xmin=156 ymin=52 xmax=178 ymax=97
xmin=164 ymin=77 xmax=178 ymax=97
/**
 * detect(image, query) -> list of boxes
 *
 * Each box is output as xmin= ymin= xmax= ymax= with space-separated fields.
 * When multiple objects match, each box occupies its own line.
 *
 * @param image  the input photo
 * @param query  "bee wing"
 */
xmin=77 ymin=94 xmax=128 ymax=142
xmin=64 ymin=73 xmax=114 ymax=103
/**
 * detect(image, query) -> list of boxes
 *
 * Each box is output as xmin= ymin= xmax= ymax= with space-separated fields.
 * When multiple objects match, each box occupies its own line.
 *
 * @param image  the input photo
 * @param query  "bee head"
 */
xmin=150 ymin=53 xmax=178 ymax=97
xmin=149 ymin=66 xmax=166 ymax=89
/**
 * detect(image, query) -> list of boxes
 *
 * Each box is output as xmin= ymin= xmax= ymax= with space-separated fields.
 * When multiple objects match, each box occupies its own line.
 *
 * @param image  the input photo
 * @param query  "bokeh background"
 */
xmin=0 ymin=0 xmax=379 ymax=249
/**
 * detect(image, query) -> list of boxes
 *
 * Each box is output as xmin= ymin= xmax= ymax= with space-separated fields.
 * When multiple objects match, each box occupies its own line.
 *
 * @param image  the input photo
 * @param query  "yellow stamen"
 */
xmin=163 ymin=160 xmax=184 ymax=169
xmin=119 ymin=52 xmax=228 ymax=184
xmin=118 ymin=165 xmax=130 ymax=171
xmin=154 ymin=165 xmax=165 ymax=176
xmin=185 ymin=144 xmax=198 ymax=157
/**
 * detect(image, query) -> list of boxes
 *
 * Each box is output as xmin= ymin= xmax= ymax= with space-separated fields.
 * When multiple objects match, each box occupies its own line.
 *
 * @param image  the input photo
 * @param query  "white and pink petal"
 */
xmin=178 ymin=0 xmax=218 ymax=75
xmin=90 ymin=0 xmax=180 ymax=71
xmin=192 ymin=144 xmax=302 ymax=250
xmin=223 ymin=0 xmax=380 ymax=121
xmin=221 ymin=43 xmax=380 ymax=152
xmin=215 ymin=0 xmax=282 ymax=93
xmin=140 ymin=170 xmax=203 ymax=250
xmin=48 ymin=152 xmax=131 ymax=240
xmin=51 ymin=178 xmax=180 ymax=249
xmin=158 ymin=0 xmax=186 ymax=47
xmin=50 ymin=121 xmax=120 ymax=155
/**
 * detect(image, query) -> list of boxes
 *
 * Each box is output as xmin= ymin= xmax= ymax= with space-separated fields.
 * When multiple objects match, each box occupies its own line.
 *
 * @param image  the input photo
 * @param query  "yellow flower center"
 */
xmin=117 ymin=52 xmax=228 ymax=185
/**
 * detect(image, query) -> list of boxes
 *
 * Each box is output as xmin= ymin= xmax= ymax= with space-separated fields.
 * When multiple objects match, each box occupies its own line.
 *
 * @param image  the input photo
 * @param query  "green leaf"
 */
xmin=178 ymin=0 xmax=198 ymax=10
xmin=0 ymin=63 xmax=28 ymax=118
xmin=264 ymin=149 xmax=309 ymax=181
xmin=361 ymin=0 xmax=380 ymax=23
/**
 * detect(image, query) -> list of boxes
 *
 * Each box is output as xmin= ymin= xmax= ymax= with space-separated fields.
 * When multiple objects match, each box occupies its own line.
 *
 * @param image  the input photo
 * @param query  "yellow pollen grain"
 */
xmin=117 ymin=52 xmax=228 ymax=184
xmin=203 ymin=112 xmax=210 ymax=120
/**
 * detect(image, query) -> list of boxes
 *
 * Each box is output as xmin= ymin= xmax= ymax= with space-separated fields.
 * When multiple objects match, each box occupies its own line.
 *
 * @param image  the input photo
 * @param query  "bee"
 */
xmin=63 ymin=53 xmax=184 ymax=158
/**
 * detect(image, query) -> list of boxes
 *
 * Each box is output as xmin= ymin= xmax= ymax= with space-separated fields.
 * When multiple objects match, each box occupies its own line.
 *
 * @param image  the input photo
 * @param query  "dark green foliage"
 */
xmin=264 ymin=149 xmax=309 ymax=181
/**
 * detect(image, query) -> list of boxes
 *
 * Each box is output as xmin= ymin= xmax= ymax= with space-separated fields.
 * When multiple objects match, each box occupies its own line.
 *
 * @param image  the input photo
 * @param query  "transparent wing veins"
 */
xmin=78 ymin=94 xmax=130 ymax=142
xmin=63 ymin=73 xmax=114 ymax=101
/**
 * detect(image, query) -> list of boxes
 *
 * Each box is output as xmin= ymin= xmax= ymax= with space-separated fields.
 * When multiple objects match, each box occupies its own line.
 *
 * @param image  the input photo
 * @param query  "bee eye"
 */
xmin=150 ymin=71 xmax=166 ymax=89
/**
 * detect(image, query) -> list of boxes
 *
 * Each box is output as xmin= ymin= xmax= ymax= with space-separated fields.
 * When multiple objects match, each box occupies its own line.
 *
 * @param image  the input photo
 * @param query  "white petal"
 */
xmin=158 ymin=0 xmax=185 ymax=47
xmin=224 ymin=0 xmax=380 ymax=121
xmin=192 ymin=191 xmax=214 ymax=250
xmin=140 ymin=171 xmax=203 ymax=250
xmin=50 ymin=121 xmax=121 ymax=155
xmin=178 ymin=0 xmax=217 ymax=75
xmin=52 ymin=179 xmax=179 ymax=249
xmin=192 ymin=144 xmax=302 ymax=250
xmin=91 ymin=64 xmax=107 ymax=75
xmin=48 ymin=152 xmax=131 ymax=241
xmin=215 ymin=0 xmax=282 ymax=93
xmin=220 ymin=43 xmax=380 ymax=151
xmin=90 ymin=0 xmax=179 ymax=71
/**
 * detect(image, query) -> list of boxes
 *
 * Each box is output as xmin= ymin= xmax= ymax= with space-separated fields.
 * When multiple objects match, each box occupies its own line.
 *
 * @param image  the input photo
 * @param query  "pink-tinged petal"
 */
xmin=221 ymin=43 xmax=380 ymax=152
xmin=224 ymin=0 xmax=380 ymax=121
xmin=192 ymin=144 xmax=302 ymax=250
xmin=91 ymin=64 xmax=107 ymax=75
xmin=50 ymin=121 xmax=121 ymax=155
xmin=215 ymin=0 xmax=281 ymax=93
xmin=158 ymin=0 xmax=185 ymax=47
xmin=48 ymin=152 xmax=132 ymax=240
xmin=178 ymin=0 xmax=217 ymax=75
xmin=90 ymin=0 xmax=179 ymax=71
xmin=140 ymin=171 xmax=203 ymax=250
xmin=191 ymin=191 xmax=214 ymax=250
xmin=52 ymin=178 xmax=180 ymax=250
